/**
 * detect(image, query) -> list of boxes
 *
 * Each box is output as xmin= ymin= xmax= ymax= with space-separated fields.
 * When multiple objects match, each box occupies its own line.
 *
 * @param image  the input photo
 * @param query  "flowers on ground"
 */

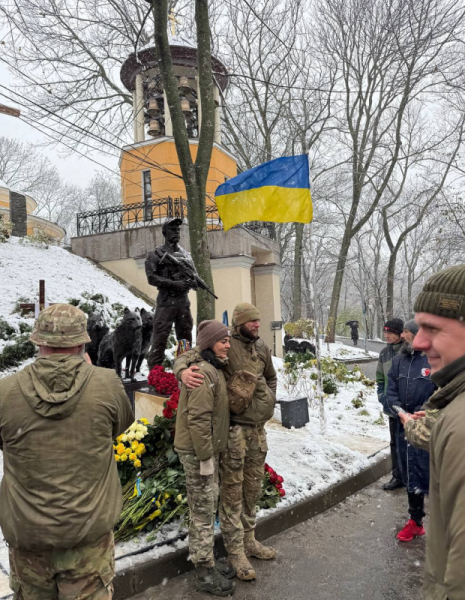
xmin=114 ymin=420 xmax=149 ymax=481
xmin=148 ymin=365 xmax=181 ymax=419
xmin=258 ymin=463 xmax=286 ymax=509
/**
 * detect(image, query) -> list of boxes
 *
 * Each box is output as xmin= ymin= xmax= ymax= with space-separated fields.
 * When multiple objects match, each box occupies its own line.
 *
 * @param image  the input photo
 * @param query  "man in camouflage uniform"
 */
xmin=176 ymin=303 xmax=277 ymax=581
xmin=145 ymin=218 xmax=198 ymax=369
xmin=0 ymin=304 xmax=133 ymax=600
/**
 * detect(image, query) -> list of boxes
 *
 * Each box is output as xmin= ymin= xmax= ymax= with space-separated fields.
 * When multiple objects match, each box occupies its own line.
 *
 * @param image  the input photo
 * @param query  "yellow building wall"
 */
xmin=120 ymin=140 xmax=236 ymax=208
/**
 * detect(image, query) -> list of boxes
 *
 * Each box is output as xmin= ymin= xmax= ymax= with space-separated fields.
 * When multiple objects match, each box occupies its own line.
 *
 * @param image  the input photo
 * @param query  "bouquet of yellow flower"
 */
xmin=114 ymin=419 xmax=150 ymax=485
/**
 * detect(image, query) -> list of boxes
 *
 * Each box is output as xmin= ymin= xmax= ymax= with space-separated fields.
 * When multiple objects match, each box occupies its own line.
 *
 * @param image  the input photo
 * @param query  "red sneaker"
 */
xmin=396 ymin=519 xmax=426 ymax=542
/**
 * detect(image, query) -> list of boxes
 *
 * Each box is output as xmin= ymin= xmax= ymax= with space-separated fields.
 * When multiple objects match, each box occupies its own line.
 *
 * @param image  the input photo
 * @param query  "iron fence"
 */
xmin=76 ymin=197 xmax=274 ymax=239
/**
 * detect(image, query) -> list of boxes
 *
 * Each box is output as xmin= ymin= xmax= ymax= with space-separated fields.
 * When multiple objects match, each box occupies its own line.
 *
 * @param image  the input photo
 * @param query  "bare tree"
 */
xmin=316 ymin=0 xmax=465 ymax=341
xmin=0 ymin=136 xmax=57 ymax=193
xmin=153 ymin=0 xmax=216 ymax=321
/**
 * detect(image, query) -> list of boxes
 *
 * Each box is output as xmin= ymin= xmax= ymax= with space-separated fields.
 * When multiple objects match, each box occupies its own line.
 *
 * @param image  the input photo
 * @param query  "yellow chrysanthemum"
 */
xmin=116 ymin=435 xmax=123 ymax=443
xmin=129 ymin=453 xmax=137 ymax=461
xmin=140 ymin=418 xmax=149 ymax=425
xmin=137 ymin=444 xmax=146 ymax=455
xmin=120 ymin=454 xmax=128 ymax=462
xmin=135 ymin=432 xmax=144 ymax=441
xmin=116 ymin=443 xmax=125 ymax=455
xmin=127 ymin=432 xmax=136 ymax=441
xmin=114 ymin=454 xmax=121 ymax=462
xmin=131 ymin=441 xmax=139 ymax=450
xmin=124 ymin=448 xmax=131 ymax=455
xmin=134 ymin=459 xmax=141 ymax=468
xmin=121 ymin=434 xmax=128 ymax=442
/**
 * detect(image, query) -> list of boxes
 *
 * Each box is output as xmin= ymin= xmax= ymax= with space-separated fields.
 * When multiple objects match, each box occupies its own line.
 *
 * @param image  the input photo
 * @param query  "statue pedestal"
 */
xmin=123 ymin=380 xmax=168 ymax=422
xmin=134 ymin=390 xmax=167 ymax=422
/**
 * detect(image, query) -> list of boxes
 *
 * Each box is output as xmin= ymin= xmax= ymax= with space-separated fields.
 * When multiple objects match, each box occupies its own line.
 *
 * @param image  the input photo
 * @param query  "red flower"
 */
xmin=275 ymin=482 xmax=283 ymax=489
xmin=264 ymin=463 xmax=270 ymax=472
xmin=269 ymin=473 xmax=277 ymax=484
xmin=278 ymin=488 xmax=286 ymax=497
xmin=163 ymin=408 xmax=174 ymax=419
xmin=166 ymin=399 xmax=178 ymax=411
xmin=276 ymin=475 xmax=284 ymax=484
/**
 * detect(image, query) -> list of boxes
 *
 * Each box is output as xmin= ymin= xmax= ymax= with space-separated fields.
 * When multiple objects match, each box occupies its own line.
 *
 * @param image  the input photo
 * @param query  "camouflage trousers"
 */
xmin=9 ymin=532 xmax=115 ymax=600
xmin=219 ymin=424 xmax=268 ymax=555
xmin=179 ymin=454 xmax=220 ymax=568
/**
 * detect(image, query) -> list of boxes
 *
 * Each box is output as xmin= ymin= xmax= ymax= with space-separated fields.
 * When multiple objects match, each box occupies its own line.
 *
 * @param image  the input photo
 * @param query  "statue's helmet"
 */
xmin=162 ymin=218 xmax=183 ymax=235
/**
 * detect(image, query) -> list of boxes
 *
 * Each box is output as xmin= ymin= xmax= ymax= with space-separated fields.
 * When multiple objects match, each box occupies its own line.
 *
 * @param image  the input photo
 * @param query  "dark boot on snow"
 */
xmin=195 ymin=566 xmax=236 ymax=596
xmin=383 ymin=477 xmax=404 ymax=491
xmin=215 ymin=557 xmax=236 ymax=580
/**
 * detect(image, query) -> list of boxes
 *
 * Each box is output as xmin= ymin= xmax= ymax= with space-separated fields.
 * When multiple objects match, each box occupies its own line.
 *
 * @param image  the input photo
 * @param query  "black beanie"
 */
xmin=384 ymin=318 xmax=404 ymax=335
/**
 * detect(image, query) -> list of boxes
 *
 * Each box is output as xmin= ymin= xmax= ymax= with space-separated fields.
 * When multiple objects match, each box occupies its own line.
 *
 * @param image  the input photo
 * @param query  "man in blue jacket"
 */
xmin=383 ymin=320 xmax=436 ymax=541
xmin=376 ymin=318 xmax=404 ymax=490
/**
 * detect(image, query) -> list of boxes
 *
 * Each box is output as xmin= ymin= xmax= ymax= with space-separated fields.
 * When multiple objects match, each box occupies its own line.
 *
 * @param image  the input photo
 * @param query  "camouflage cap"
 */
xmin=232 ymin=302 xmax=260 ymax=326
xmin=162 ymin=218 xmax=183 ymax=234
xmin=30 ymin=304 xmax=91 ymax=348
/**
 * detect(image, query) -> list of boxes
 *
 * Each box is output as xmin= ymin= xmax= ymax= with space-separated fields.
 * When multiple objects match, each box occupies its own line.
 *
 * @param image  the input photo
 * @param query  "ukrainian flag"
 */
xmin=215 ymin=154 xmax=312 ymax=231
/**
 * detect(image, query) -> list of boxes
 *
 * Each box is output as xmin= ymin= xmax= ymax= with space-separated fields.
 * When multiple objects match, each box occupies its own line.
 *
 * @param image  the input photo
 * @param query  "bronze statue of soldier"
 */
xmin=144 ymin=218 xmax=197 ymax=370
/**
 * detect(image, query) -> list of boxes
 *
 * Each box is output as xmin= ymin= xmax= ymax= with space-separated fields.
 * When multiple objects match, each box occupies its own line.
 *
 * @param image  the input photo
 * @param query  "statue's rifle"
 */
xmin=160 ymin=252 xmax=218 ymax=300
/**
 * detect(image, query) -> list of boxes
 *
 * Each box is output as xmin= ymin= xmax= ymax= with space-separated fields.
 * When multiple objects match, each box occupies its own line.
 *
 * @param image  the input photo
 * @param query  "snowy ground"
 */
xmin=0 ymin=239 xmax=389 ymax=590
xmin=320 ymin=340 xmax=378 ymax=360
xmin=0 ymin=237 xmax=151 ymax=329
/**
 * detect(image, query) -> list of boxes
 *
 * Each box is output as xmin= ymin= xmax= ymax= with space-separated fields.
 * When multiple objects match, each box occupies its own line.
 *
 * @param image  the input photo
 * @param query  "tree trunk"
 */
xmin=153 ymin=0 xmax=215 ymax=323
xmin=385 ymin=251 xmax=398 ymax=320
xmin=326 ymin=227 xmax=352 ymax=341
xmin=293 ymin=222 xmax=304 ymax=320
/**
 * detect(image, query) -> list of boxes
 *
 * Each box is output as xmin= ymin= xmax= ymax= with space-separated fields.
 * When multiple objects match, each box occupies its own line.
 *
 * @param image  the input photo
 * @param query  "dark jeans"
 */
xmin=408 ymin=490 xmax=425 ymax=525
xmin=389 ymin=417 xmax=402 ymax=481
xmin=147 ymin=304 xmax=193 ymax=369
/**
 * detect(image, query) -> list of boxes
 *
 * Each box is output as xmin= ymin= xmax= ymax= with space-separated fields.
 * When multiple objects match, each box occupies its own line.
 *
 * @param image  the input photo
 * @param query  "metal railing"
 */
xmin=76 ymin=197 xmax=274 ymax=239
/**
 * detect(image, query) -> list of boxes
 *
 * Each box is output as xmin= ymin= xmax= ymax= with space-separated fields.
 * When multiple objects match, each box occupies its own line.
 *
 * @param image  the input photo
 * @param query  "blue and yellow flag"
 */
xmin=215 ymin=154 xmax=312 ymax=231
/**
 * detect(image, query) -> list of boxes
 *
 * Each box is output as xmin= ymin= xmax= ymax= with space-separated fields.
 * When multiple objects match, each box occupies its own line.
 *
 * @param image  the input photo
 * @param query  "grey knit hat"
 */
xmin=404 ymin=319 xmax=419 ymax=336
xmin=414 ymin=264 xmax=465 ymax=321
xmin=197 ymin=320 xmax=230 ymax=351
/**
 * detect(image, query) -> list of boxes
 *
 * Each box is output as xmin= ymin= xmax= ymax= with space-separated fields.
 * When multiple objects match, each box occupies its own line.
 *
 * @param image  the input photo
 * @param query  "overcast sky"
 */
xmin=0 ymin=62 xmax=117 ymax=187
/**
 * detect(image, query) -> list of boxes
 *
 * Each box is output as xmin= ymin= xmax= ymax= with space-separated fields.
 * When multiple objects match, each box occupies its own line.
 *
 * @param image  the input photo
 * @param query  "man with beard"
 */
xmin=174 ymin=303 xmax=277 ymax=582
xmin=383 ymin=320 xmax=436 ymax=542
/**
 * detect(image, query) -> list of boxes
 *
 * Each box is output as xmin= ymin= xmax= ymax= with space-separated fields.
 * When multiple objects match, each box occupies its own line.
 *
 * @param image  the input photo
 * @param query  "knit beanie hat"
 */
xmin=414 ymin=264 xmax=465 ymax=321
xmin=404 ymin=319 xmax=419 ymax=336
xmin=384 ymin=318 xmax=404 ymax=335
xmin=232 ymin=302 xmax=260 ymax=327
xmin=197 ymin=320 xmax=230 ymax=351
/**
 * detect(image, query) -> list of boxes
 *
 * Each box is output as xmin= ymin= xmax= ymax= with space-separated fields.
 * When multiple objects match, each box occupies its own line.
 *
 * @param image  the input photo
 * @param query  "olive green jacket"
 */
xmin=0 ymin=354 xmax=133 ymax=551
xmin=174 ymin=348 xmax=229 ymax=461
xmin=174 ymin=331 xmax=277 ymax=427
xmin=423 ymin=355 xmax=465 ymax=600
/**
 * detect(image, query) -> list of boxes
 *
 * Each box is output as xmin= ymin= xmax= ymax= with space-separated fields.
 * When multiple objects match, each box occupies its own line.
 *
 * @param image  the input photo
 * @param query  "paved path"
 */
xmin=130 ymin=476 xmax=425 ymax=600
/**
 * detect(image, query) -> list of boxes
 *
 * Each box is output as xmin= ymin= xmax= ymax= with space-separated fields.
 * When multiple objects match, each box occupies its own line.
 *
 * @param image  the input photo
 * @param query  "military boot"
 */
xmin=244 ymin=532 xmax=276 ymax=560
xmin=195 ymin=566 xmax=236 ymax=596
xmin=215 ymin=557 xmax=236 ymax=580
xmin=228 ymin=553 xmax=256 ymax=581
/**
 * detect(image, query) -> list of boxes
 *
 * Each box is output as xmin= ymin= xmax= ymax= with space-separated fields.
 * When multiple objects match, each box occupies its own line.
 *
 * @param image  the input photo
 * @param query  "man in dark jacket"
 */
xmin=384 ymin=320 xmax=436 ymax=541
xmin=0 ymin=304 xmax=133 ymax=600
xmin=376 ymin=317 xmax=404 ymax=490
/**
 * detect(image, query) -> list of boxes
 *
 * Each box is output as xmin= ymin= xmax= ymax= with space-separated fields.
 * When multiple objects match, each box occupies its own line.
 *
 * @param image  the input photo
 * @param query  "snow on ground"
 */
xmin=320 ymin=340 xmax=378 ymax=360
xmin=0 ymin=237 xmax=151 ymax=328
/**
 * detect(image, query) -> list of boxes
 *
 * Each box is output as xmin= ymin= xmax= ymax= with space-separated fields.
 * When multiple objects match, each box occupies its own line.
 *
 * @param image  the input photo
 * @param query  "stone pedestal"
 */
xmin=9 ymin=191 xmax=27 ymax=237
